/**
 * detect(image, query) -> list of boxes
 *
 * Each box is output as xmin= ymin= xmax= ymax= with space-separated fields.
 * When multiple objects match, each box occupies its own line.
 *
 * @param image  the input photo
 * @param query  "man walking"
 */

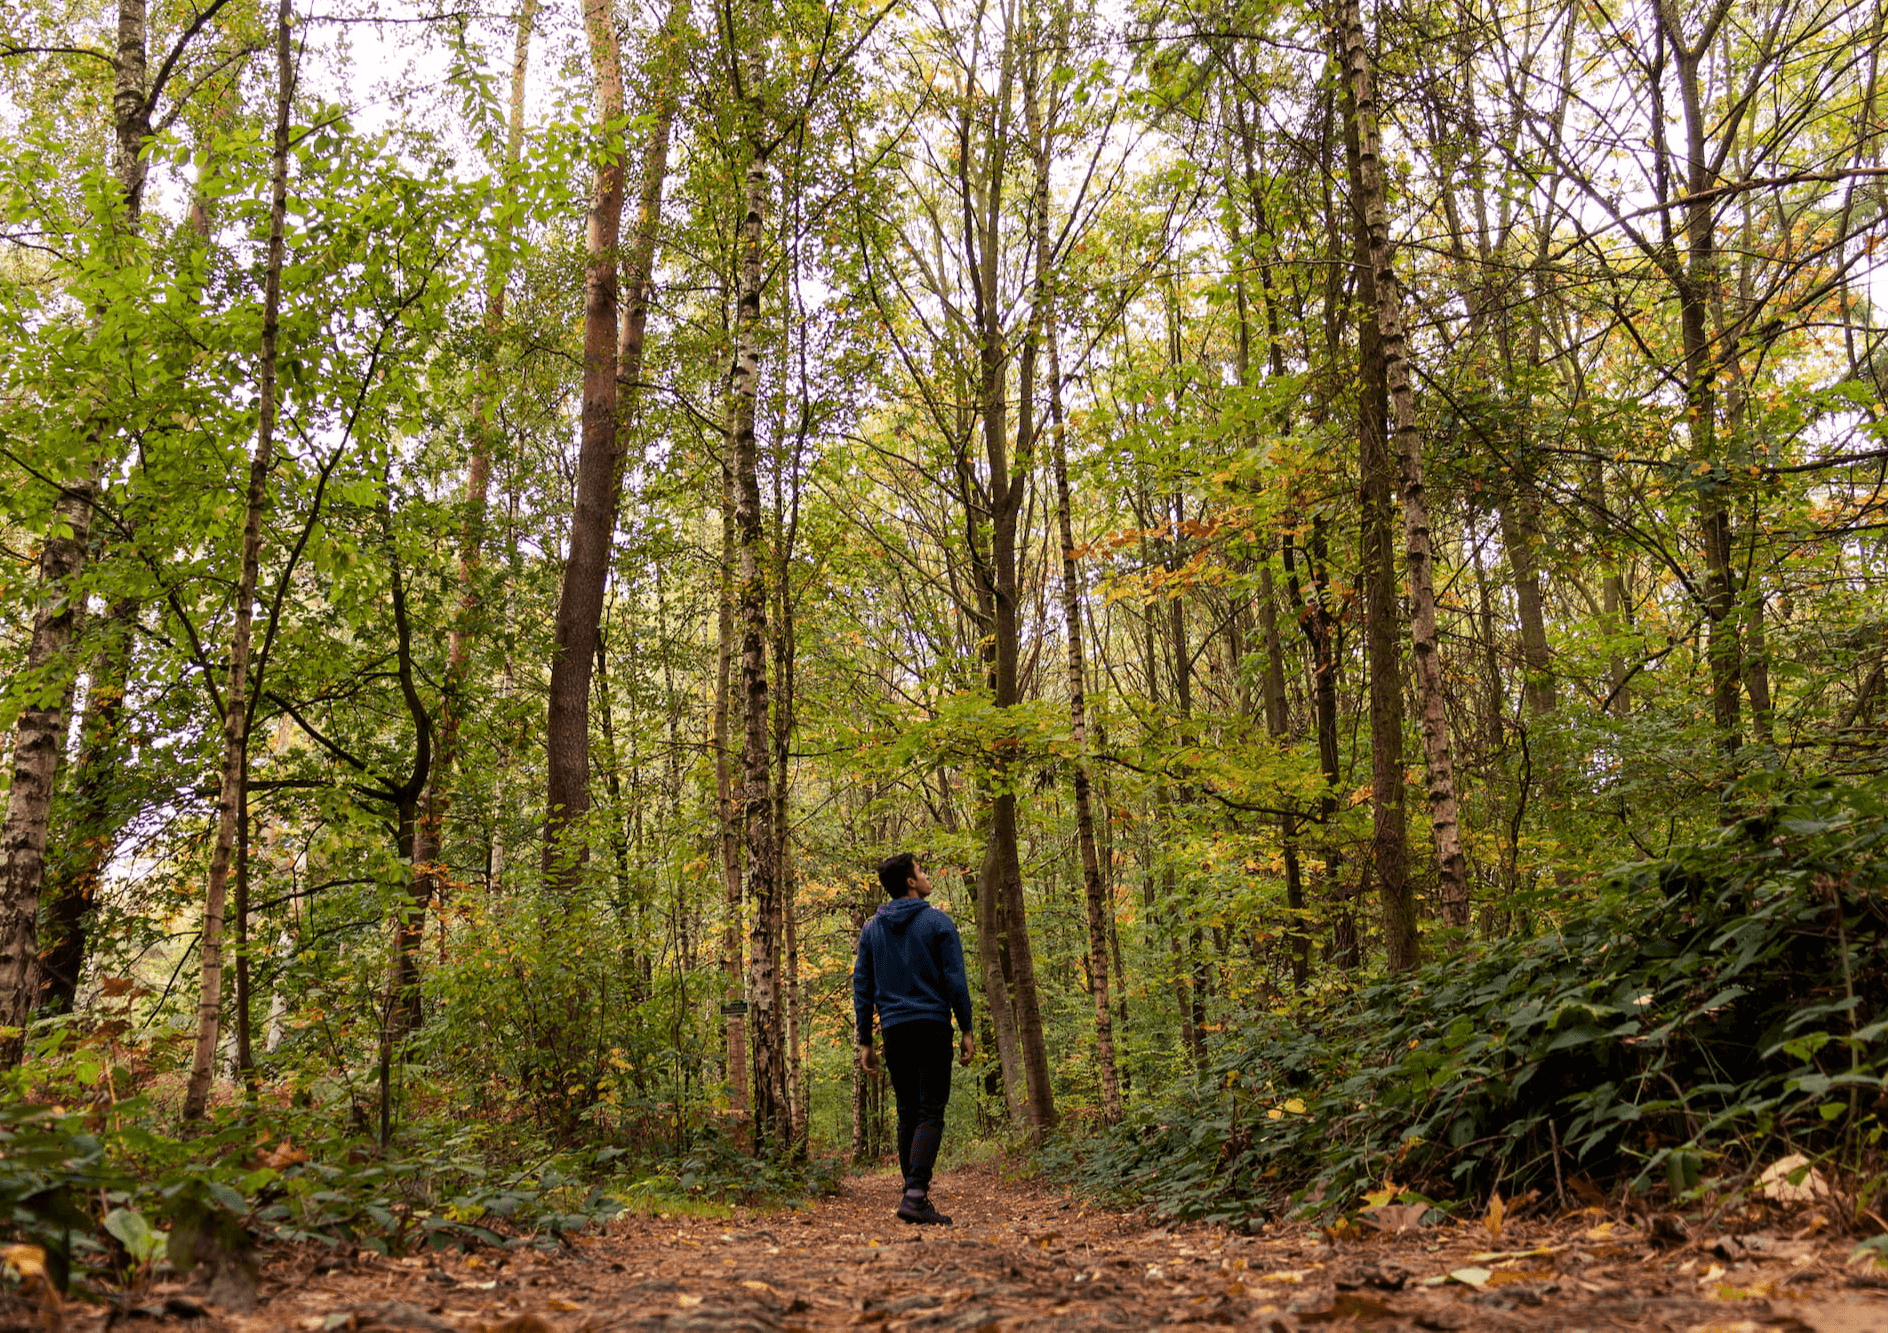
xmin=854 ymin=852 xmax=976 ymax=1225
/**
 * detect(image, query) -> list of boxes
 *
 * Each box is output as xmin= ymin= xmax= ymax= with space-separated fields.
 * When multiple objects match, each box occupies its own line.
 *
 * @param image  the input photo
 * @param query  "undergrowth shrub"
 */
xmin=0 ymin=1055 xmax=837 ymax=1291
xmin=1072 ymin=776 xmax=1888 ymax=1224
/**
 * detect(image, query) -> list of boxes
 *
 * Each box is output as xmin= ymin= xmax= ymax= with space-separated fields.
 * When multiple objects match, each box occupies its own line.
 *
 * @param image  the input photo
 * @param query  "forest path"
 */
xmin=120 ymin=1165 xmax=1888 ymax=1332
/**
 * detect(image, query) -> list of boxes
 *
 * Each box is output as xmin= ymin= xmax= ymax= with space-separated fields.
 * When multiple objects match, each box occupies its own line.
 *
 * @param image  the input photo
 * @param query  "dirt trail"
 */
xmin=71 ymin=1166 xmax=1888 ymax=1332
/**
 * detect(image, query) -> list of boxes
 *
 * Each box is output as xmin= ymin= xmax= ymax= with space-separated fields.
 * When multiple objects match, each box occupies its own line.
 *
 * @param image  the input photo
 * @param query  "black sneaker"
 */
xmin=897 ymin=1193 xmax=953 ymax=1225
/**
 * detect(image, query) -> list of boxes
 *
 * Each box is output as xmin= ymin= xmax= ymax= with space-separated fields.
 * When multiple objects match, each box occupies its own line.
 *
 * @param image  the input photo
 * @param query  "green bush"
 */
xmin=1073 ymin=776 xmax=1888 ymax=1224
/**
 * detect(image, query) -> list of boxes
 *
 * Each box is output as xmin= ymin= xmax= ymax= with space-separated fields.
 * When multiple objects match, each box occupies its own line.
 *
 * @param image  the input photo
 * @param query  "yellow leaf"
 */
xmin=678 ymin=1294 xmax=704 ymax=1307
xmin=1484 ymin=1190 xmax=1505 ymax=1241
xmin=1283 ymin=1098 xmax=1306 ymax=1115
xmin=2 ymin=1245 xmax=45 ymax=1281
xmin=1487 ymin=1268 xmax=1554 ymax=1286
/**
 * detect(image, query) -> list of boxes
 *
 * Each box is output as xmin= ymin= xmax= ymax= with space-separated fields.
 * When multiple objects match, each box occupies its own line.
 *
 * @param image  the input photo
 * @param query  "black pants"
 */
xmin=881 ymin=1020 xmax=953 ymax=1194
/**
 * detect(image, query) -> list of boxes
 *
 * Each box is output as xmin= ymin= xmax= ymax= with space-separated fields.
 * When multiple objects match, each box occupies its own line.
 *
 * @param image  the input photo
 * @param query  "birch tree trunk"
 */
xmin=0 ymin=0 xmax=158 ymax=1061
xmin=182 ymin=0 xmax=292 ymax=1119
xmin=35 ymin=603 xmax=134 ymax=1014
xmin=714 ymin=478 xmax=751 ymax=1137
xmin=725 ymin=63 xmax=788 ymax=1144
xmin=1337 ymin=0 xmax=1469 ymax=942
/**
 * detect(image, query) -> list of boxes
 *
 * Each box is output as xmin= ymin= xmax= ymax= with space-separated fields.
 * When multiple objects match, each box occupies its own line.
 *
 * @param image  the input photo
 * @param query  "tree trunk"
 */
xmin=1163 ymin=496 xmax=1211 ymax=1059
xmin=1027 ymin=23 xmax=1118 ymax=1123
xmin=1500 ymin=495 xmax=1556 ymax=718
xmin=232 ymin=773 xmax=253 ymax=1082
xmin=1338 ymin=0 xmax=1467 ymax=944
xmin=967 ymin=16 xmax=1054 ymax=1134
xmin=972 ymin=814 xmax=1025 ymax=1121
xmin=543 ymin=0 xmax=629 ymax=877
xmin=182 ymin=0 xmax=292 ymax=1120
xmin=0 ymin=476 xmax=96 ymax=1061
xmin=727 ymin=118 xmax=790 ymax=1150
xmin=36 ymin=597 xmax=137 ymax=1015
xmin=0 ymin=0 xmax=157 ymax=1062
xmin=714 ymin=474 xmax=750 ymax=1137
xmin=1226 ymin=123 xmax=1312 ymax=989
xmin=772 ymin=331 xmax=808 ymax=1148
xmin=1667 ymin=10 xmax=1742 ymax=760
xmin=1337 ymin=53 xmax=1412 ymax=971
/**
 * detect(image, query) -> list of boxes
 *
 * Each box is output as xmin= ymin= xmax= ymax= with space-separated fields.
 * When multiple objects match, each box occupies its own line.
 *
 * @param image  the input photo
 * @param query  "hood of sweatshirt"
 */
xmin=873 ymin=895 xmax=932 ymax=935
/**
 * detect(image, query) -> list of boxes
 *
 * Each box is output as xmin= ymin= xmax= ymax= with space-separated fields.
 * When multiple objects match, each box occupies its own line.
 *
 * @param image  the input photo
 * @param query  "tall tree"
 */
xmin=1337 ymin=0 xmax=1469 ymax=944
xmin=542 ymin=0 xmax=630 ymax=877
xmin=1029 ymin=5 xmax=1120 ymax=1121
xmin=182 ymin=0 xmax=293 ymax=1120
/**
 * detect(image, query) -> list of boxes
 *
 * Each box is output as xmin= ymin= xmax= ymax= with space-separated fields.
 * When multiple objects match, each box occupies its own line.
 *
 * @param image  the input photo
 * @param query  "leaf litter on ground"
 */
xmin=29 ymin=1165 xmax=1885 ymax=1332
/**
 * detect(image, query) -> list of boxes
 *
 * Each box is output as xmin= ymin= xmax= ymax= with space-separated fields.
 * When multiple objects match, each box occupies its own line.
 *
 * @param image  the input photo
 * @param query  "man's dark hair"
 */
xmin=877 ymin=851 xmax=918 ymax=898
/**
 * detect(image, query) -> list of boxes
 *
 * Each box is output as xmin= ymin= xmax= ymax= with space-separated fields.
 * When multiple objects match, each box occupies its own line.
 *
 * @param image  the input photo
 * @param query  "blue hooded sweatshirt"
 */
xmin=853 ymin=895 xmax=974 ymax=1043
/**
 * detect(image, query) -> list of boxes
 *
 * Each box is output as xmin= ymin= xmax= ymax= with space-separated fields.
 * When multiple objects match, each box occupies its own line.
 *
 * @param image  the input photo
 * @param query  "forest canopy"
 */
xmin=4 ymin=0 xmax=1888 ymax=1268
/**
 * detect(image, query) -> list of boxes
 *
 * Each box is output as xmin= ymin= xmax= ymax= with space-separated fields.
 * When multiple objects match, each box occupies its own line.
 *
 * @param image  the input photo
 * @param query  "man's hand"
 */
xmin=959 ymin=1032 xmax=977 ymax=1067
xmin=857 ymin=1042 xmax=879 ymax=1074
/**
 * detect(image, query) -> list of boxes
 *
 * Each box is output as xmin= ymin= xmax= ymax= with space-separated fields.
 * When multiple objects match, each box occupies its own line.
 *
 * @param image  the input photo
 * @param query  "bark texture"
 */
xmin=1339 ymin=55 xmax=1414 ymax=971
xmin=714 ymin=484 xmax=750 ymax=1132
xmin=729 ymin=143 xmax=789 ymax=1151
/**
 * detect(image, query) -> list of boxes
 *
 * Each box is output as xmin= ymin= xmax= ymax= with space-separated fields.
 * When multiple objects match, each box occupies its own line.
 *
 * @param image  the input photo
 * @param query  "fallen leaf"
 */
xmin=1761 ymin=1154 xmax=1832 ymax=1205
xmin=677 ymin=1294 xmax=704 ymax=1307
xmin=740 ymin=1280 xmax=775 ymax=1294
xmin=259 ymin=1139 xmax=311 ymax=1169
xmin=1485 ymin=1191 xmax=1506 ymax=1242
xmin=1449 ymin=1267 xmax=1493 ymax=1289
xmin=1260 ymin=1269 xmax=1309 ymax=1283
xmin=1362 ymin=1203 xmax=1428 ymax=1234
xmin=1488 ymin=1268 xmax=1556 ymax=1286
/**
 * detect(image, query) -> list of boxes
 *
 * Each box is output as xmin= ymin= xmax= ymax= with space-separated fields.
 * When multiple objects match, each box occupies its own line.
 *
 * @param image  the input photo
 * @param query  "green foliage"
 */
xmin=0 ymin=1083 xmax=837 ymax=1289
xmin=1069 ymin=776 xmax=1888 ymax=1224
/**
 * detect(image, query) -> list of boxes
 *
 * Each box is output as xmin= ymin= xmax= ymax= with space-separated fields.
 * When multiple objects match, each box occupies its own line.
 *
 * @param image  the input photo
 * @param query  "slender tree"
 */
xmin=182 ymin=0 xmax=293 ymax=1120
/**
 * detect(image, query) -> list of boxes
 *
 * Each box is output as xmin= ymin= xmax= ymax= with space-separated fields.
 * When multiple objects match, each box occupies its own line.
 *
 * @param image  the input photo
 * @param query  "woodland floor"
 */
xmin=34 ymin=1164 xmax=1888 ymax=1332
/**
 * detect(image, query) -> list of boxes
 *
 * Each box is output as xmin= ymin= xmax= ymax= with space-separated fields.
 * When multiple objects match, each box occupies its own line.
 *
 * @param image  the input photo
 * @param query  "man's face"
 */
xmin=909 ymin=862 xmax=933 ymax=897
